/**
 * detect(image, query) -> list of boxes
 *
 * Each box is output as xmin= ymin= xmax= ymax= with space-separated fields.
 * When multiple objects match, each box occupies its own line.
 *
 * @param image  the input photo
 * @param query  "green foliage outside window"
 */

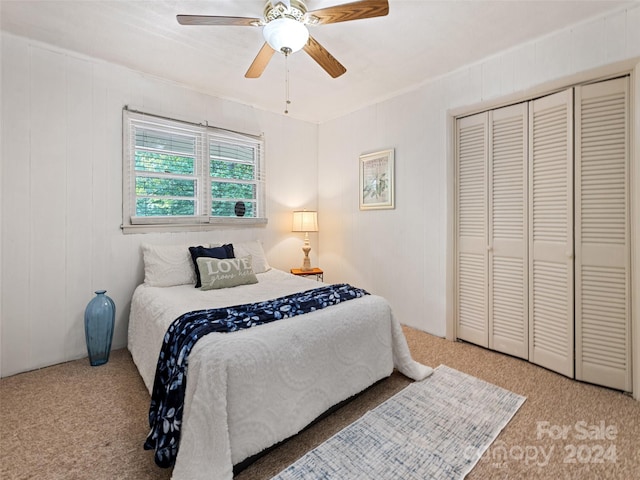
xmin=135 ymin=151 xmax=198 ymax=217
xmin=135 ymin=152 xmax=194 ymax=175
xmin=136 ymin=176 xmax=195 ymax=197
xmin=211 ymin=181 xmax=256 ymax=217
xmin=210 ymin=160 xmax=254 ymax=180
xmin=211 ymin=181 xmax=255 ymax=199
xmin=136 ymin=198 xmax=195 ymax=216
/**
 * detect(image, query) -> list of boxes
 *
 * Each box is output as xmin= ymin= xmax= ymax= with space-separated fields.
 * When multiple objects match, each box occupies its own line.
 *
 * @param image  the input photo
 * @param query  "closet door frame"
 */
xmin=632 ymin=64 xmax=640 ymax=399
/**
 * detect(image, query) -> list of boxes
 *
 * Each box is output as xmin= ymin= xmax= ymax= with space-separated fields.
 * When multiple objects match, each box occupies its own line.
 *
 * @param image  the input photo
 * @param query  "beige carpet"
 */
xmin=1 ymin=326 xmax=639 ymax=480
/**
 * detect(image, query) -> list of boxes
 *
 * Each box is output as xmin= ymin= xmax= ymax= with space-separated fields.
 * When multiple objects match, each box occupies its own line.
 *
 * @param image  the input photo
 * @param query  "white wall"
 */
xmin=318 ymin=5 xmax=640 ymax=337
xmin=0 ymin=33 xmax=319 ymax=377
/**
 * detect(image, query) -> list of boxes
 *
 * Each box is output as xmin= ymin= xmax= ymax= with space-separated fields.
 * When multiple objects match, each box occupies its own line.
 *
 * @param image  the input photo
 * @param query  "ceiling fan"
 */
xmin=176 ymin=0 xmax=389 ymax=79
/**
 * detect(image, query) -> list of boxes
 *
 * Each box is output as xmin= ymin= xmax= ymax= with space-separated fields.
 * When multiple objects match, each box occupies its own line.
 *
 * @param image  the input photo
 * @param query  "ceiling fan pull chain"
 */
xmin=283 ymin=47 xmax=292 ymax=114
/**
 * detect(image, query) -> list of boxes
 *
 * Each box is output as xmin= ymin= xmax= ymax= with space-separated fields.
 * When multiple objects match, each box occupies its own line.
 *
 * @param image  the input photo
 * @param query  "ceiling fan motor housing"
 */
xmin=264 ymin=0 xmax=308 ymax=23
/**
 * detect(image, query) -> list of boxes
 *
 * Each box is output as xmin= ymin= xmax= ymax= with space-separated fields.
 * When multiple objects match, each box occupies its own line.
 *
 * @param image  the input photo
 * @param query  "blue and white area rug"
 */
xmin=272 ymin=365 xmax=526 ymax=480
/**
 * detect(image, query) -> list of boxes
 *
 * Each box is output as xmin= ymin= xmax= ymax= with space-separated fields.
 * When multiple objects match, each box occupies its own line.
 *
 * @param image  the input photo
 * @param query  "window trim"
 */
xmin=122 ymin=108 xmax=267 ymax=234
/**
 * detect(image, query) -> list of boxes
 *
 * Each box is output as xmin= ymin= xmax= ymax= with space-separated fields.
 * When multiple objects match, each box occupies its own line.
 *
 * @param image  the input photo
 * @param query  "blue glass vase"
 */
xmin=84 ymin=290 xmax=116 ymax=366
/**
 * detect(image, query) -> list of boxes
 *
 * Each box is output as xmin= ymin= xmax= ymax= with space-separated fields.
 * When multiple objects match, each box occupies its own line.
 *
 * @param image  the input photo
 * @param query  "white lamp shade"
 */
xmin=292 ymin=210 xmax=318 ymax=232
xmin=263 ymin=18 xmax=309 ymax=53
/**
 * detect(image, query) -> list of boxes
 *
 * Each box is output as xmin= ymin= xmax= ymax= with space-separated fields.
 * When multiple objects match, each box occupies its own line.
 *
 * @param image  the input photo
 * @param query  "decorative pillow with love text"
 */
xmin=196 ymin=255 xmax=258 ymax=291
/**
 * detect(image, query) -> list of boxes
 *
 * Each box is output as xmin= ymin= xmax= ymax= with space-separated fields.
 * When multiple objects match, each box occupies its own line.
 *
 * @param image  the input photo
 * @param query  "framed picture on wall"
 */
xmin=359 ymin=149 xmax=395 ymax=210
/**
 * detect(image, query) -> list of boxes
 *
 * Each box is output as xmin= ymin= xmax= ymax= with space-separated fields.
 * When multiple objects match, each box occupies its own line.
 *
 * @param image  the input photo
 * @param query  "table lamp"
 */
xmin=292 ymin=210 xmax=318 ymax=271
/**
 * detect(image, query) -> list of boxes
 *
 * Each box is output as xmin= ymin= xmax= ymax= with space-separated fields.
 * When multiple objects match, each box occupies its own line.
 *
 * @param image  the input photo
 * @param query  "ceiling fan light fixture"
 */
xmin=263 ymin=17 xmax=309 ymax=54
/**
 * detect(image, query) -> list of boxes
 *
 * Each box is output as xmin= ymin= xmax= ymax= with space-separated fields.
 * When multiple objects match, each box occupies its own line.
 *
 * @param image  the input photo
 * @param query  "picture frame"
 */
xmin=359 ymin=149 xmax=395 ymax=210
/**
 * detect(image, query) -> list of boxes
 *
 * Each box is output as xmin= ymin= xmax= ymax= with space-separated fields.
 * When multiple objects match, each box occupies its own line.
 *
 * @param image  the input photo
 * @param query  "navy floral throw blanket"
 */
xmin=144 ymin=283 xmax=369 ymax=468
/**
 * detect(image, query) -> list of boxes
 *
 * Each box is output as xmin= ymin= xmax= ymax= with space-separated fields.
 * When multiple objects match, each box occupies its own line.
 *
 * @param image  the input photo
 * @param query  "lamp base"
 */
xmin=300 ymin=244 xmax=312 ymax=271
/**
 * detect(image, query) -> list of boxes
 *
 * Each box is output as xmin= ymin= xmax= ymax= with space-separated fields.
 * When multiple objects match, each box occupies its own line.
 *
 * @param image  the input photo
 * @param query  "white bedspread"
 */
xmin=128 ymin=269 xmax=432 ymax=480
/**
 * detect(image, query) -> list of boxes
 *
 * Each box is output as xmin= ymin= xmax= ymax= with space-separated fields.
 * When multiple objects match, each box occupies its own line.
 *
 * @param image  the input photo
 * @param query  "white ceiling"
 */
xmin=1 ymin=0 xmax=634 ymax=123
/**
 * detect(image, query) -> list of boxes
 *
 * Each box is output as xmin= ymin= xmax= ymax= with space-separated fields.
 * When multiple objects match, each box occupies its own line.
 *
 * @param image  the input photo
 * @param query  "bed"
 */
xmin=128 ymin=241 xmax=432 ymax=480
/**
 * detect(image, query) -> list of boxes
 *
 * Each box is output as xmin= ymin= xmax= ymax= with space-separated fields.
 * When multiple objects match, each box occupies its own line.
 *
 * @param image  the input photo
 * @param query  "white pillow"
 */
xmin=141 ymin=243 xmax=196 ymax=287
xmin=210 ymin=240 xmax=271 ymax=274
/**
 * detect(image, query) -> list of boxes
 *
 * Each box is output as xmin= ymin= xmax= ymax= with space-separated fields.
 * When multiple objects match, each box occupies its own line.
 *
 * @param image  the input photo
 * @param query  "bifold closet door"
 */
xmin=575 ymin=77 xmax=631 ymax=392
xmin=456 ymin=112 xmax=488 ymax=347
xmin=528 ymin=89 xmax=574 ymax=378
xmin=488 ymin=104 xmax=528 ymax=359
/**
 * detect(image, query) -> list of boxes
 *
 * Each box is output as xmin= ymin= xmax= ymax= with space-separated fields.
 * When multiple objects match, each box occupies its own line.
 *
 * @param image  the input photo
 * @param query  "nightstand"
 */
xmin=290 ymin=267 xmax=324 ymax=281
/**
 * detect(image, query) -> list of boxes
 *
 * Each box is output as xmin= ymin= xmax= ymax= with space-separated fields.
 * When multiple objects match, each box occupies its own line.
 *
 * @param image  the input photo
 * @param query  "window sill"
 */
xmin=121 ymin=217 xmax=268 ymax=234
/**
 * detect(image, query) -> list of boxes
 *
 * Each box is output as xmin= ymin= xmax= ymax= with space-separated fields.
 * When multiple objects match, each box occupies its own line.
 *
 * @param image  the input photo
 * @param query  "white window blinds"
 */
xmin=122 ymin=109 xmax=265 ymax=230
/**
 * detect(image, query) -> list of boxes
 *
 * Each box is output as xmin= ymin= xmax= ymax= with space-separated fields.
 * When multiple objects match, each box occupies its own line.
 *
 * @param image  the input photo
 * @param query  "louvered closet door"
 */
xmin=528 ymin=89 xmax=574 ymax=377
xmin=575 ymin=77 xmax=631 ymax=391
xmin=456 ymin=112 xmax=488 ymax=347
xmin=488 ymin=103 xmax=528 ymax=359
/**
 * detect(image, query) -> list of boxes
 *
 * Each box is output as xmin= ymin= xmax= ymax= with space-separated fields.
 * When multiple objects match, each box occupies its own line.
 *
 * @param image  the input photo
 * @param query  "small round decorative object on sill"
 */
xmin=234 ymin=201 xmax=246 ymax=217
xmin=84 ymin=290 xmax=116 ymax=366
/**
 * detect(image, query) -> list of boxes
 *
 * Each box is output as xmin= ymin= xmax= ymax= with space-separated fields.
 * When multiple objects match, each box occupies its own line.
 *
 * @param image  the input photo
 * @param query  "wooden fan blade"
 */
xmin=303 ymin=36 xmax=346 ymax=78
xmin=306 ymin=0 xmax=388 ymax=25
xmin=245 ymin=43 xmax=276 ymax=78
xmin=177 ymin=15 xmax=260 ymax=26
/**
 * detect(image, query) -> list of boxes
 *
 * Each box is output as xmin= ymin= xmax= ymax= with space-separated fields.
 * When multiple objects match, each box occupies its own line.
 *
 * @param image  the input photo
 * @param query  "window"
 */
xmin=122 ymin=110 xmax=265 ymax=232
